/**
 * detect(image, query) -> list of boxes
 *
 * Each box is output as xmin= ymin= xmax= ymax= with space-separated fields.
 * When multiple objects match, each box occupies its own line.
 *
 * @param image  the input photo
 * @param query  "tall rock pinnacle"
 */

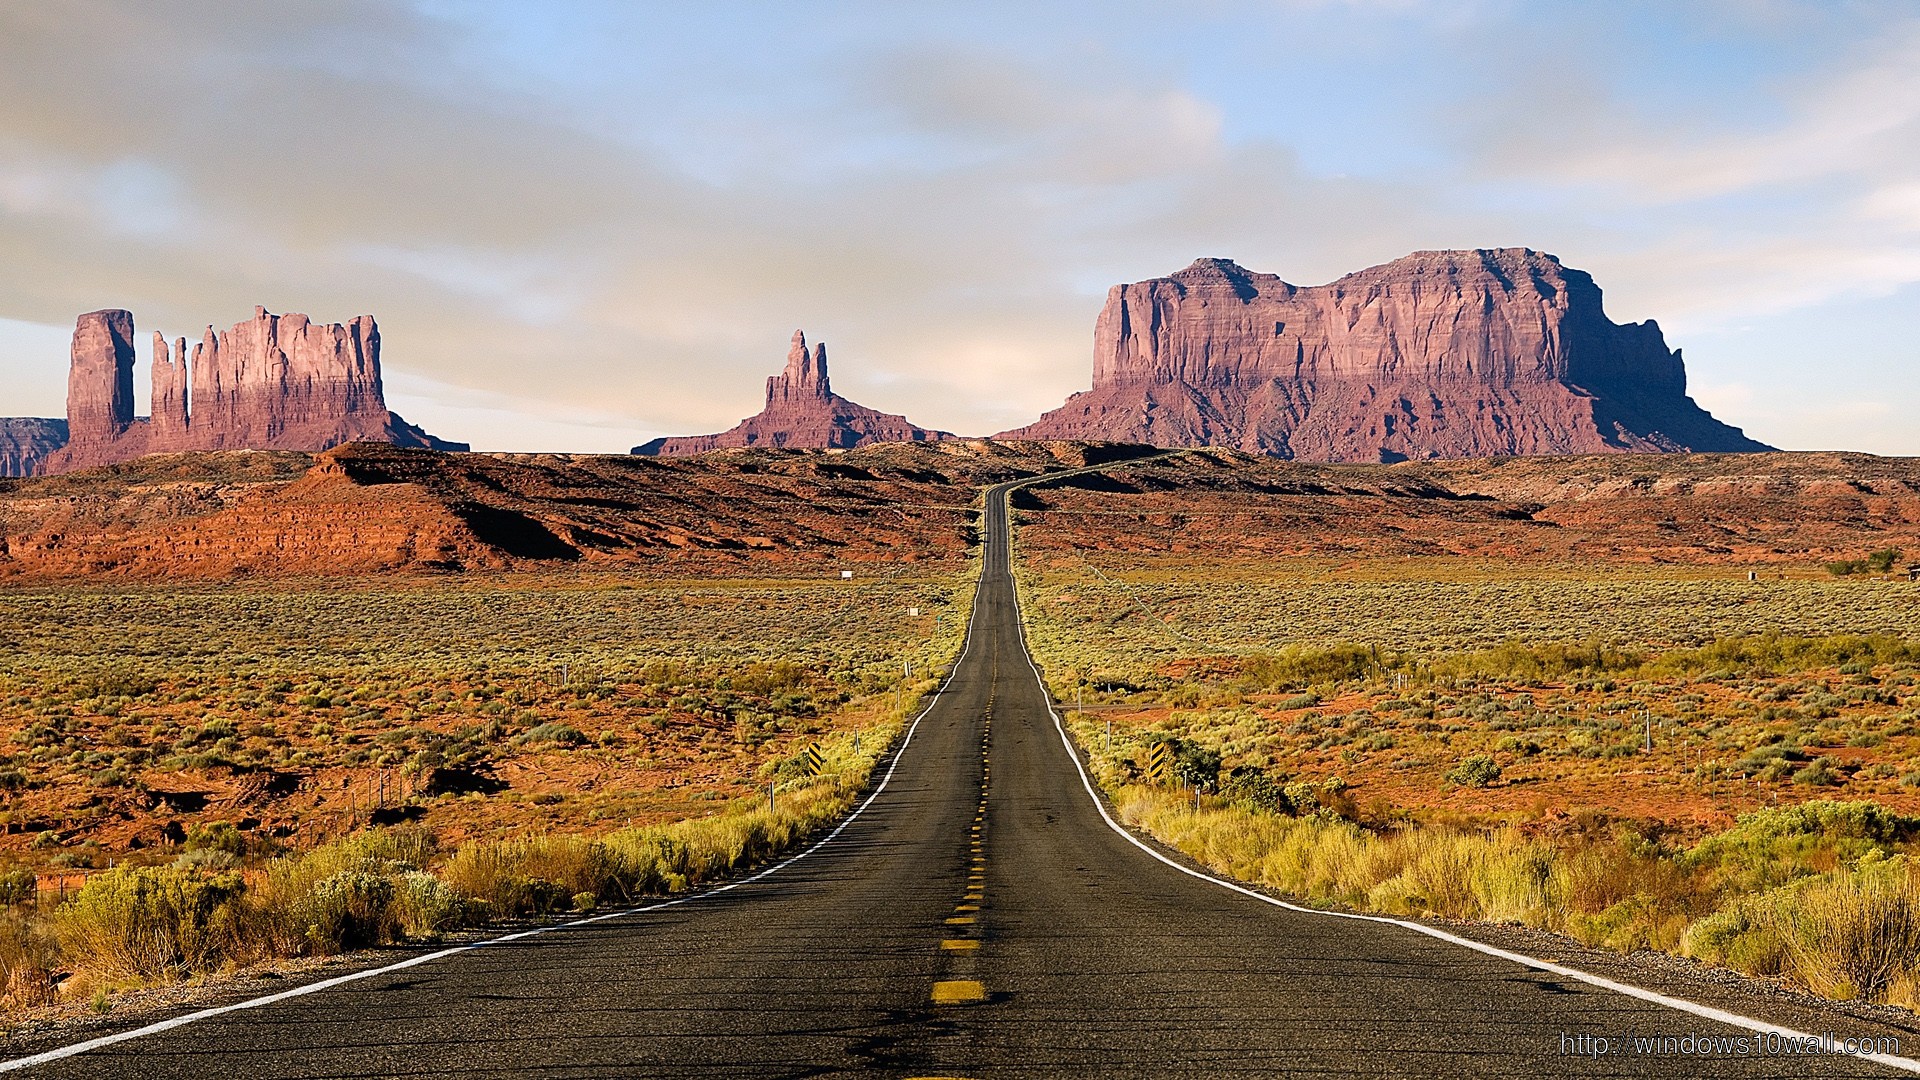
xmin=635 ymin=329 xmax=949 ymax=455
xmin=66 ymin=310 xmax=136 ymax=444
xmin=768 ymin=330 xmax=832 ymax=406
xmin=151 ymin=332 xmax=188 ymax=440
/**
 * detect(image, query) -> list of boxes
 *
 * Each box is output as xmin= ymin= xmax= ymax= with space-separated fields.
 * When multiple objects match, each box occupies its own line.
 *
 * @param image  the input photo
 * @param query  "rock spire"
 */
xmin=634 ymin=330 xmax=950 ymax=456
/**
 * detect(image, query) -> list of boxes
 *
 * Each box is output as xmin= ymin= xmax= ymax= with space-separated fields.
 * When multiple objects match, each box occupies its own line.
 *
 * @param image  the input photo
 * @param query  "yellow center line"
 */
xmin=931 ymin=979 xmax=986 ymax=1005
xmin=940 ymin=939 xmax=979 ymax=951
xmin=945 ymin=915 xmax=975 ymax=925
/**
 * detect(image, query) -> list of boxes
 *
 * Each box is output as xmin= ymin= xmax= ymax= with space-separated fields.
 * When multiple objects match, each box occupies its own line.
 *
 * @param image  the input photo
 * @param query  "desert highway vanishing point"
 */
xmin=7 ymin=464 xmax=1918 ymax=1078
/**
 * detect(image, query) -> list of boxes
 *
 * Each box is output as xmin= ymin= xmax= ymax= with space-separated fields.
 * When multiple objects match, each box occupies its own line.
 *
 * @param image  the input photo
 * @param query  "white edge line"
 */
xmin=0 ymin=561 xmax=993 ymax=1074
xmin=994 ymin=480 xmax=1920 ymax=1076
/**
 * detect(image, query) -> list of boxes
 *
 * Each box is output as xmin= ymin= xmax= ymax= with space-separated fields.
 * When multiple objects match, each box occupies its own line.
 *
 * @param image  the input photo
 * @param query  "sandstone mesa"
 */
xmin=5 ymin=247 xmax=1771 ymax=473
xmin=3 ymin=306 xmax=465 ymax=476
xmin=998 ymin=248 xmax=1769 ymax=461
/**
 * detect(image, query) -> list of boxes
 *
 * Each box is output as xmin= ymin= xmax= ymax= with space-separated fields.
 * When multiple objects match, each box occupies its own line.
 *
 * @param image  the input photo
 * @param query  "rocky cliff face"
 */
xmin=31 ymin=306 xmax=465 ymax=474
xmin=998 ymin=249 xmax=1770 ymax=460
xmin=65 ymin=310 xmax=136 ymax=446
xmin=634 ymin=330 xmax=951 ymax=455
xmin=0 ymin=418 xmax=70 ymax=478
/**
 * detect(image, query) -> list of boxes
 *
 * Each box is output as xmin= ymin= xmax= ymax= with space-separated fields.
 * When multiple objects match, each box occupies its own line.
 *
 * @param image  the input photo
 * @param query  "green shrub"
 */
xmin=52 ymin=866 xmax=246 ymax=980
xmin=1221 ymin=767 xmax=1287 ymax=813
xmin=0 ymin=869 xmax=37 ymax=907
xmin=392 ymin=872 xmax=469 ymax=938
xmin=70 ymin=671 xmax=158 ymax=700
xmin=1444 ymin=755 xmax=1501 ymax=788
xmin=1237 ymin=646 xmax=1378 ymax=690
xmin=296 ymin=871 xmax=397 ymax=954
xmin=519 ymin=723 xmax=587 ymax=747
xmin=184 ymin=822 xmax=246 ymax=856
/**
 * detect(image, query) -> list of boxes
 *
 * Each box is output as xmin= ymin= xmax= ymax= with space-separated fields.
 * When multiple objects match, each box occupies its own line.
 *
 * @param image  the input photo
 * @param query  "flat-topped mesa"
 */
xmin=634 ymin=329 xmax=952 ymax=456
xmin=1001 ymin=248 xmax=1770 ymax=461
xmin=181 ymin=306 xmax=393 ymax=450
xmin=35 ymin=306 xmax=465 ymax=474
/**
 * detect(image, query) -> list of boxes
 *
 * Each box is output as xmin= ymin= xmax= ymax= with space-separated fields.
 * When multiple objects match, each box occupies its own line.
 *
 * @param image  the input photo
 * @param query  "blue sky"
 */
xmin=0 ymin=0 xmax=1915 ymax=452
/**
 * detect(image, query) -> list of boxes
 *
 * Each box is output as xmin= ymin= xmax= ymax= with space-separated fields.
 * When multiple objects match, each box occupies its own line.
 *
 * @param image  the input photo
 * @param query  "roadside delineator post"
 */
xmin=1143 ymin=742 xmax=1174 ymax=786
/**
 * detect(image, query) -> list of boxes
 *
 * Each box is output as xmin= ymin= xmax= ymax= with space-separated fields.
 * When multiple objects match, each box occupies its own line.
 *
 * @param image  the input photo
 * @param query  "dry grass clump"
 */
xmin=3 ymin=720 xmax=898 ymax=1017
xmin=52 ymin=867 xmax=247 ymax=983
xmin=1118 ymin=784 xmax=1920 ymax=1006
xmin=442 ymin=781 xmax=856 ymax=915
xmin=1684 ymin=855 xmax=1920 ymax=1006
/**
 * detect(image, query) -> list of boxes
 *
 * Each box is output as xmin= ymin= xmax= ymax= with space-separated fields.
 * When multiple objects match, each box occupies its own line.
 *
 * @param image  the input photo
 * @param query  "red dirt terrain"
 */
xmin=3 ymin=444 xmax=1917 ymax=579
xmin=1011 ymin=448 xmax=1920 ymax=566
xmin=0 ymin=441 xmax=1152 ymax=580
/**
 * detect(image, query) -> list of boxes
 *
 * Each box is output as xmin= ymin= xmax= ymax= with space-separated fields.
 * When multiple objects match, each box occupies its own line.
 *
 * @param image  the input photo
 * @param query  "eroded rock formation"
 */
xmin=0 ymin=419 xmax=70 ymax=478
xmin=634 ymin=330 xmax=950 ymax=455
xmin=65 ymin=310 xmax=136 ymax=446
xmin=998 ymin=249 xmax=1770 ymax=460
xmin=32 ymin=306 xmax=465 ymax=474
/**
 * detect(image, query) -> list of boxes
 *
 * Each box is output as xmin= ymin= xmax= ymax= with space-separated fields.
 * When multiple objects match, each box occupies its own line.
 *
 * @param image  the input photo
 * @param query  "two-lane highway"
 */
xmin=13 ymin=473 xmax=1915 ymax=1077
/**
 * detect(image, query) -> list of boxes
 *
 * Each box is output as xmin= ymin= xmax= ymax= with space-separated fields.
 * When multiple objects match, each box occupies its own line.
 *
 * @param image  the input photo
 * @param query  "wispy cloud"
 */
xmin=0 ymin=1 xmax=1914 ymax=452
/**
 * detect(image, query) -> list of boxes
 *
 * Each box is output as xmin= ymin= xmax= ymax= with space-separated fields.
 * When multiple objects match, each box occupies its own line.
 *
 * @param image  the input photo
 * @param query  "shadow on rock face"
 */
xmin=451 ymin=504 xmax=580 ymax=561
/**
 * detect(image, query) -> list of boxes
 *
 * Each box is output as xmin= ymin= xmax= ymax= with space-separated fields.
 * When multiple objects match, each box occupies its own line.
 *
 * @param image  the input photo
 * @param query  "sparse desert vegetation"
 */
xmin=0 ymin=566 xmax=972 ymax=1017
xmin=0 ymin=573 xmax=969 ymax=860
xmin=1014 ymin=506 xmax=1920 ymax=1006
xmin=6 ymin=443 xmax=1920 ymax=1026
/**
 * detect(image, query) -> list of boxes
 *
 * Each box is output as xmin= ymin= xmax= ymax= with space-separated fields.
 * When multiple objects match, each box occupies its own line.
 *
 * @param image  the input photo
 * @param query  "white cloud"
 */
xmin=0 ymin=2 xmax=1916 ymax=454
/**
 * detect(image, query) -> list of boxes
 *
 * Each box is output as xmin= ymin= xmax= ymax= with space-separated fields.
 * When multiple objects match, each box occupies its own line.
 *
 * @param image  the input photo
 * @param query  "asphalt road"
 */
xmin=16 ymin=475 xmax=1917 ymax=1078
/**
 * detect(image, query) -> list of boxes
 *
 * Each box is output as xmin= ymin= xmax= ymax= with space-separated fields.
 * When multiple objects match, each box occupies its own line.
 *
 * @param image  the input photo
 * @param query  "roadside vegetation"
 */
xmin=1015 ymin=543 xmax=1920 ymax=1008
xmin=0 ymin=567 xmax=973 ymax=1019
xmin=0 ymin=724 xmax=899 ymax=1015
xmin=0 ymin=573 xmax=969 ymax=863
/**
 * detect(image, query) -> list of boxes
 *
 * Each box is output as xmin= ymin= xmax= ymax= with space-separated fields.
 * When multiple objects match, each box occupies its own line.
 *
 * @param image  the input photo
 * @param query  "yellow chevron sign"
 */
xmin=802 ymin=744 xmax=827 ymax=776
xmin=1142 ymin=742 xmax=1174 ymax=786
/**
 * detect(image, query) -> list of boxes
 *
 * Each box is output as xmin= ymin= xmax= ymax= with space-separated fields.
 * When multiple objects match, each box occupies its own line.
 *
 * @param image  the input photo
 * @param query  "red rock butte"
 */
xmin=3 ymin=306 xmax=465 ymax=476
xmin=633 ymin=330 xmax=951 ymax=455
xmin=998 ymin=249 xmax=1771 ymax=461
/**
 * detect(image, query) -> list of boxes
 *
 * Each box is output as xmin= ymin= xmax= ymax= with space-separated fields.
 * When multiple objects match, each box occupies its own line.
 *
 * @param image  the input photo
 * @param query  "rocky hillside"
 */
xmin=1000 ymin=250 xmax=1770 ymax=461
xmin=0 ymin=441 xmax=1142 ymax=579
xmin=635 ymin=330 xmax=950 ymax=455
xmin=2 ymin=443 xmax=1913 ymax=580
